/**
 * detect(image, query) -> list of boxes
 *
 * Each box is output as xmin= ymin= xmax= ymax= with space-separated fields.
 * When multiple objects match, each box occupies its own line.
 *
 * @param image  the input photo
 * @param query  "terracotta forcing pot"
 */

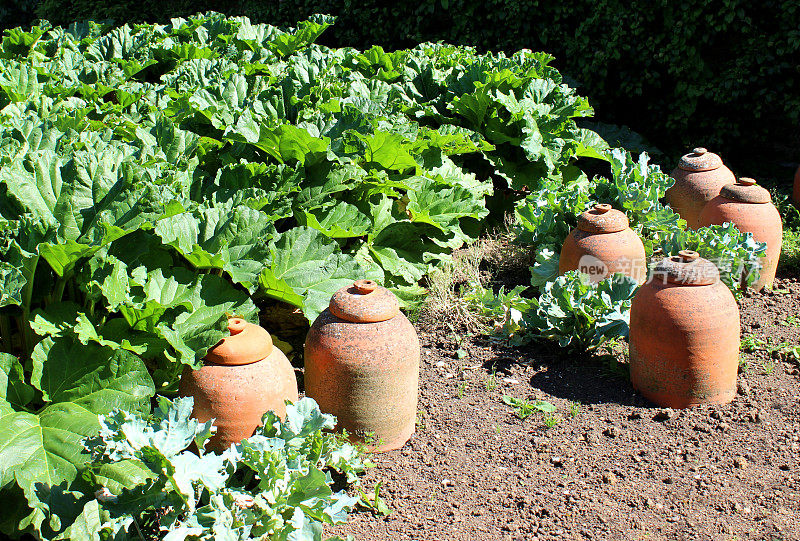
xmin=179 ymin=317 xmax=299 ymax=452
xmin=304 ymin=279 xmax=420 ymax=452
xmin=698 ymin=177 xmax=782 ymax=291
xmin=666 ymin=147 xmax=736 ymax=229
xmin=629 ymin=250 xmax=740 ymax=409
xmin=558 ymin=204 xmax=647 ymax=284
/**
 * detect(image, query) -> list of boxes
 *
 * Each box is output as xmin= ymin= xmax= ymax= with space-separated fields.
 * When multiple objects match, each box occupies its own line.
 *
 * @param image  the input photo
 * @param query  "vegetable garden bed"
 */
xmin=331 ymin=272 xmax=800 ymax=540
xmin=0 ymin=10 xmax=797 ymax=541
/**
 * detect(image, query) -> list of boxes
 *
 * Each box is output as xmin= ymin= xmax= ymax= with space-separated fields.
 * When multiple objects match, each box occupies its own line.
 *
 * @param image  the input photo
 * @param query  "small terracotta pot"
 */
xmin=558 ymin=204 xmax=647 ymax=284
xmin=793 ymin=165 xmax=800 ymax=208
xmin=698 ymin=177 xmax=782 ymax=290
xmin=304 ymin=280 xmax=420 ymax=452
xmin=179 ymin=318 xmax=298 ymax=452
xmin=666 ymin=147 xmax=736 ymax=229
xmin=629 ymin=251 xmax=740 ymax=408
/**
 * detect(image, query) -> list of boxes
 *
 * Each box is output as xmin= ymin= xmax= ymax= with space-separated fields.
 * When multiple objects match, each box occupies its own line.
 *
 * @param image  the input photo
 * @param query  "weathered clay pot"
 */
xmin=666 ymin=147 xmax=736 ymax=229
xmin=629 ymin=250 xmax=740 ymax=409
xmin=304 ymin=279 xmax=420 ymax=452
xmin=179 ymin=317 xmax=298 ymax=452
xmin=793 ymin=165 xmax=800 ymax=208
xmin=558 ymin=204 xmax=647 ymax=284
xmin=698 ymin=177 xmax=782 ymax=291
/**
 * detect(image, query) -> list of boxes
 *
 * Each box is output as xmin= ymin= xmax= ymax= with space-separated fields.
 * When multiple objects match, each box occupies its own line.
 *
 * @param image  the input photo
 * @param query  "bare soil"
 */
xmin=328 ymin=274 xmax=800 ymax=541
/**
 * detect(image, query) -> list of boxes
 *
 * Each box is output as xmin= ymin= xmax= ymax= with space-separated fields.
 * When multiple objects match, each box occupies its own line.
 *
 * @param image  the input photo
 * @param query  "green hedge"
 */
xmin=10 ymin=0 xmax=800 ymax=169
xmin=0 ymin=0 xmax=38 ymax=32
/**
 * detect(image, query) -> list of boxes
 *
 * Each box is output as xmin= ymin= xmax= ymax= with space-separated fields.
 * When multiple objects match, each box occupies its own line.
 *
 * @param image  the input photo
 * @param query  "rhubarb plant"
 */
xmin=0 ymin=11 xmax=611 ymax=536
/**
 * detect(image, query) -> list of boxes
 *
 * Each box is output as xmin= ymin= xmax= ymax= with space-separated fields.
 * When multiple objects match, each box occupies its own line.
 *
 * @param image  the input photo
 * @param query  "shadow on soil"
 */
xmin=482 ymin=348 xmax=657 ymax=409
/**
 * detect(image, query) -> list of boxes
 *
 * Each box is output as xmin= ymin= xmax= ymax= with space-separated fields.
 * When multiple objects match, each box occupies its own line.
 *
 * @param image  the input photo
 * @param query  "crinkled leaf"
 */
xmin=30 ymin=335 xmax=154 ymax=411
xmin=296 ymin=203 xmax=371 ymax=238
xmin=0 ymin=353 xmax=34 ymax=409
xmin=258 ymin=227 xmax=375 ymax=321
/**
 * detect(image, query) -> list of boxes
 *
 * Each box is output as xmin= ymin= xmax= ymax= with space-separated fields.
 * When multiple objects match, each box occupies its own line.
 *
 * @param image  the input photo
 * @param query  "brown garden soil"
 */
xmin=326 ymin=272 xmax=800 ymax=541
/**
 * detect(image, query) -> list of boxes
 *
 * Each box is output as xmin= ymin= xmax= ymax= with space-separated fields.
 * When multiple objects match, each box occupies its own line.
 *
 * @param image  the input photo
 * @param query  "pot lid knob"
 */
xmin=577 ymin=204 xmax=628 ymax=233
xmin=228 ymin=318 xmax=247 ymax=334
xmin=353 ymin=279 xmax=378 ymax=294
xmin=719 ymin=177 xmax=771 ymax=203
xmin=593 ymin=203 xmax=611 ymax=214
xmin=328 ymin=280 xmax=400 ymax=323
xmin=204 ymin=317 xmax=273 ymax=366
xmin=677 ymin=147 xmax=723 ymax=172
xmin=655 ymin=252 xmax=719 ymax=286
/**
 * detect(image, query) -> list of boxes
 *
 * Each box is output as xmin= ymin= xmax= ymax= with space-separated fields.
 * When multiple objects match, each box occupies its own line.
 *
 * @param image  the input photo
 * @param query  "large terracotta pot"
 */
xmin=304 ymin=279 xmax=420 ymax=452
xmin=793 ymin=165 xmax=800 ymax=208
xmin=666 ymin=147 xmax=736 ymax=229
xmin=698 ymin=177 xmax=782 ymax=291
xmin=179 ymin=317 xmax=298 ymax=452
xmin=629 ymin=250 xmax=740 ymax=409
xmin=558 ymin=204 xmax=647 ymax=284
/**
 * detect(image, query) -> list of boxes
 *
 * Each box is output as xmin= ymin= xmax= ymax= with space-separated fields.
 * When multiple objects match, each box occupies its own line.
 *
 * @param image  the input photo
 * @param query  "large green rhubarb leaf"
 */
xmin=296 ymin=202 xmax=371 ymax=239
xmin=356 ymin=130 xmax=417 ymax=172
xmin=406 ymin=177 xmax=488 ymax=236
xmin=227 ymin=122 xmax=330 ymax=166
xmin=186 ymin=74 xmax=249 ymax=129
xmin=0 ymin=150 xmax=64 ymax=229
xmin=30 ymin=336 xmax=154 ymax=411
xmin=0 ymin=401 xmax=101 ymax=497
xmin=267 ymin=15 xmax=333 ymax=57
xmin=30 ymin=302 xmax=146 ymax=355
xmin=0 ymin=61 xmax=41 ymax=103
xmin=2 ymin=148 xmax=179 ymax=276
xmin=0 ymin=260 xmax=26 ymax=307
xmin=364 ymin=197 xmax=452 ymax=285
xmin=154 ymin=204 xmax=274 ymax=291
xmin=0 ymin=336 xmax=154 ymax=525
xmin=258 ymin=227 xmax=378 ymax=321
xmin=121 ymin=267 xmax=257 ymax=365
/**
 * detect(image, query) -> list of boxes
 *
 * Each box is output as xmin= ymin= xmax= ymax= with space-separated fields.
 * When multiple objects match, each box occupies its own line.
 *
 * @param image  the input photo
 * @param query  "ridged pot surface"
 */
xmin=179 ymin=319 xmax=298 ymax=452
xmin=629 ymin=251 xmax=740 ymax=408
xmin=558 ymin=204 xmax=646 ymax=284
xmin=697 ymin=178 xmax=782 ymax=291
xmin=304 ymin=280 xmax=420 ymax=452
xmin=666 ymin=148 xmax=735 ymax=229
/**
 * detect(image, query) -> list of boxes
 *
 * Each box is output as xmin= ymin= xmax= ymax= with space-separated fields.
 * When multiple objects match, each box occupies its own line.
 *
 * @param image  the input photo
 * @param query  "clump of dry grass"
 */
xmin=417 ymin=217 xmax=535 ymax=333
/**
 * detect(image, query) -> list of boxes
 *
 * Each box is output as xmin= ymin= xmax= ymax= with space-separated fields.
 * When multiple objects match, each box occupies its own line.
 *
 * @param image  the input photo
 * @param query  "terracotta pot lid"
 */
xmin=577 ymin=204 xmax=628 ymax=233
xmin=677 ymin=147 xmax=723 ymax=172
xmin=719 ymin=177 xmax=772 ymax=204
xmin=652 ymin=250 xmax=719 ymax=286
xmin=329 ymin=280 xmax=399 ymax=323
xmin=204 ymin=318 xmax=273 ymax=366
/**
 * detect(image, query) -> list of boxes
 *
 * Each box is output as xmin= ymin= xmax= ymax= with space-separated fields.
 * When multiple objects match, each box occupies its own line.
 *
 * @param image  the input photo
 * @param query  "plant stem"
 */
xmin=0 ymin=314 xmax=12 ymax=353
xmin=17 ymin=255 xmax=39 ymax=358
xmin=240 ymin=468 xmax=255 ymax=489
xmin=50 ymin=275 xmax=68 ymax=305
xmin=68 ymin=279 xmax=79 ymax=304
xmin=17 ymin=314 xmax=31 ymax=360
xmin=167 ymin=473 xmax=191 ymax=509
xmin=131 ymin=516 xmax=147 ymax=541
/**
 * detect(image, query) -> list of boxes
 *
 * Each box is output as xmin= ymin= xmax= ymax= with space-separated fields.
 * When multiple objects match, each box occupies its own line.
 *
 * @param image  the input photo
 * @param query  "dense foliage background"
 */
xmin=3 ymin=0 xmax=798 ymax=172
xmin=0 ymin=13 xmax=614 ymax=538
xmin=0 ymin=6 xmax=792 ymax=540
